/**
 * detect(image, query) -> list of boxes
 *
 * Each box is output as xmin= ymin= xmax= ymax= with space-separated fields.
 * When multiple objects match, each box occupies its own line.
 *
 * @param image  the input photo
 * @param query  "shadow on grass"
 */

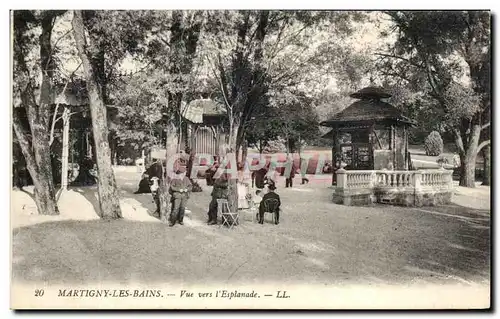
xmin=71 ymin=186 xmax=101 ymax=216
xmin=415 ymin=203 xmax=490 ymax=219
xmin=401 ymin=203 xmax=490 ymax=283
xmin=19 ymin=187 xmax=35 ymax=201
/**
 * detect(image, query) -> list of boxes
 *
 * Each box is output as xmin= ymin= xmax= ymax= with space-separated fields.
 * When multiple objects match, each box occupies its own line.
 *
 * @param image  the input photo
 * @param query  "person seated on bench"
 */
xmin=252 ymin=165 xmax=268 ymax=189
xmin=134 ymin=173 xmax=152 ymax=194
xmin=134 ymin=158 xmax=163 ymax=194
xmin=258 ymin=184 xmax=281 ymax=225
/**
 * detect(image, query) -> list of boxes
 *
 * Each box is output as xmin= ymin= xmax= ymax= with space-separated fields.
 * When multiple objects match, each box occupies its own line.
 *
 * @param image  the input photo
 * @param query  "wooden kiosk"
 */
xmin=321 ymin=86 xmax=416 ymax=185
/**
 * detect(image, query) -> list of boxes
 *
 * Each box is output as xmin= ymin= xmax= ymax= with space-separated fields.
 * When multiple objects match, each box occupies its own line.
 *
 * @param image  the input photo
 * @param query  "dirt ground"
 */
xmin=11 ymin=167 xmax=490 ymax=288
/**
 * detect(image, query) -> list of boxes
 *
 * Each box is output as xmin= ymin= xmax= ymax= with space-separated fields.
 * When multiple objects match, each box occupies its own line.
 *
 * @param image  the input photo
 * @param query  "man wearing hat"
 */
xmin=168 ymin=168 xmax=192 ymax=227
xmin=205 ymin=159 xmax=219 ymax=186
xmin=258 ymin=183 xmax=281 ymax=225
xmin=207 ymin=172 xmax=229 ymax=225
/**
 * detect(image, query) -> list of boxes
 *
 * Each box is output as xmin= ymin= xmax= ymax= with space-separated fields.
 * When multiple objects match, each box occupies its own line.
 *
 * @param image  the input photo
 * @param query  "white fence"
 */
xmin=334 ymin=168 xmax=454 ymax=206
xmin=337 ymin=169 xmax=453 ymax=191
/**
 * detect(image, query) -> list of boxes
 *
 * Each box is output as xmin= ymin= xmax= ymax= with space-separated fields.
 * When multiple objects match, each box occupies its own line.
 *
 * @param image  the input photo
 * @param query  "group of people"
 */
xmin=137 ymin=153 xmax=326 ymax=227
xmin=206 ymin=167 xmax=281 ymax=225
xmin=252 ymin=156 xmax=310 ymax=189
xmin=205 ymin=160 xmax=283 ymax=225
xmin=134 ymin=158 xmax=192 ymax=227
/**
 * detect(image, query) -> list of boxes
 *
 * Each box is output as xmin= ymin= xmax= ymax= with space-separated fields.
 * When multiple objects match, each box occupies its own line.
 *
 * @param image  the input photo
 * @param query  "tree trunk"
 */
xmin=109 ymin=138 xmax=115 ymax=165
xmin=456 ymin=124 xmax=481 ymax=188
xmin=241 ymin=141 xmax=248 ymax=166
xmin=482 ymin=144 xmax=490 ymax=186
xmin=159 ymin=122 xmax=178 ymax=223
xmin=286 ymin=136 xmax=290 ymax=156
xmin=289 ymin=139 xmax=296 ymax=154
xmin=12 ymin=11 xmax=62 ymax=215
xmin=459 ymin=155 xmax=476 ymax=188
xmin=13 ymin=113 xmax=59 ymax=215
xmin=235 ymin=143 xmax=242 ymax=164
xmin=158 ymin=9 xmax=204 ymax=221
xmin=60 ymin=107 xmax=70 ymax=191
xmin=186 ymin=125 xmax=197 ymax=179
xmin=226 ymin=125 xmax=239 ymax=216
xmin=72 ymin=11 xmax=122 ymax=219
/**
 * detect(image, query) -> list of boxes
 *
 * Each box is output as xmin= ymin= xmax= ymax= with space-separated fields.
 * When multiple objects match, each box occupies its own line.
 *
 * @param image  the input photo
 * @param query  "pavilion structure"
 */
xmin=321 ymin=86 xmax=415 ymax=184
xmin=320 ymin=86 xmax=453 ymax=207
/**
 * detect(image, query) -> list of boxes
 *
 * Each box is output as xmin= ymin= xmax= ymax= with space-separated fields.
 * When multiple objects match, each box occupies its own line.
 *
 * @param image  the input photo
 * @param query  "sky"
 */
xmin=52 ymin=10 xmax=395 ymax=88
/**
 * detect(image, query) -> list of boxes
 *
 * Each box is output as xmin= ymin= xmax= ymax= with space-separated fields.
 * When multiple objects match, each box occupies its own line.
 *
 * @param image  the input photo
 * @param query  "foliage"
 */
xmin=245 ymin=104 xmax=280 ymax=152
xmin=379 ymin=11 xmax=490 ymax=187
xmin=436 ymin=156 xmax=449 ymax=166
xmin=202 ymin=11 xmax=367 ymax=147
xmin=113 ymin=71 xmax=170 ymax=150
xmin=380 ymin=11 xmax=490 ymax=125
xmin=424 ymin=131 xmax=444 ymax=157
xmin=270 ymin=89 xmax=320 ymax=153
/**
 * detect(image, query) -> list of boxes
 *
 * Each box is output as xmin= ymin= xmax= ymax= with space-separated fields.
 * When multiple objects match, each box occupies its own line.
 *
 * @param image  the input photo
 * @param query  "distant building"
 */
xmin=181 ymin=98 xmax=227 ymax=155
xmin=152 ymin=98 xmax=228 ymax=159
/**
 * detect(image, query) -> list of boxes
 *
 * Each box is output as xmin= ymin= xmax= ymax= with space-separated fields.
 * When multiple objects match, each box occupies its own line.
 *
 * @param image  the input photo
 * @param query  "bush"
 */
xmin=436 ymin=156 xmax=449 ymax=167
xmin=424 ymin=131 xmax=444 ymax=156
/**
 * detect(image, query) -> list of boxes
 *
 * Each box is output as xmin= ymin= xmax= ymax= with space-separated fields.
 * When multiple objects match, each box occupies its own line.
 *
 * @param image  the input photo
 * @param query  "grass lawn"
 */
xmin=11 ymin=167 xmax=490 ymax=288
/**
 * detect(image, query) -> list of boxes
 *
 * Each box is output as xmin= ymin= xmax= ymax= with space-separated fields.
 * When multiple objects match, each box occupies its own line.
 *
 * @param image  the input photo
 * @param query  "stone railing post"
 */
xmin=369 ymin=171 xmax=377 ymax=188
xmin=413 ymin=171 xmax=422 ymax=206
xmin=447 ymin=170 xmax=454 ymax=190
xmin=414 ymin=171 xmax=422 ymax=189
xmin=336 ymin=168 xmax=347 ymax=189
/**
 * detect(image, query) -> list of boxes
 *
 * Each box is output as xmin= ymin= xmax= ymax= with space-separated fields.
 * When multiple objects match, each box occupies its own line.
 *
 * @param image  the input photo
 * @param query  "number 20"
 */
xmin=34 ymin=289 xmax=44 ymax=297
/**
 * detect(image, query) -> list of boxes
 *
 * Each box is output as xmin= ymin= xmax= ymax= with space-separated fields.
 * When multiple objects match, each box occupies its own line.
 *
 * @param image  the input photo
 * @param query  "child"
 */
xmin=252 ymin=190 xmax=263 ymax=221
xmin=254 ymin=189 xmax=263 ymax=205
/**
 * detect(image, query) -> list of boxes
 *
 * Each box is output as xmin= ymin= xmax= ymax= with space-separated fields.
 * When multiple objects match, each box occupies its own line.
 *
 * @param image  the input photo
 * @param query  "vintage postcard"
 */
xmin=10 ymin=8 xmax=491 ymax=310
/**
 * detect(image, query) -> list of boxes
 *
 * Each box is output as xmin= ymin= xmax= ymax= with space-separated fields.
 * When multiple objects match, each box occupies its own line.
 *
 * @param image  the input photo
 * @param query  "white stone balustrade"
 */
xmin=376 ymin=171 xmax=414 ymax=188
xmin=333 ymin=168 xmax=454 ymax=206
xmin=338 ymin=169 xmax=453 ymax=190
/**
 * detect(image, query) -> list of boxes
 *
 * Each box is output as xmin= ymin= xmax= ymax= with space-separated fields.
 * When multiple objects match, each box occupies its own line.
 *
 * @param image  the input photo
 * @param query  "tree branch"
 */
xmin=477 ymin=140 xmax=490 ymax=155
xmin=49 ymin=27 xmax=73 ymax=67
xmin=49 ymin=62 xmax=82 ymax=145
xmin=209 ymin=53 xmax=232 ymax=112
xmin=374 ymin=52 xmax=424 ymax=69
xmin=49 ymin=82 xmax=69 ymax=146
xmin=481 ymin=122 xmax=490 ymax=130
xmin=452 ymin=128 xmax=466 ymax=156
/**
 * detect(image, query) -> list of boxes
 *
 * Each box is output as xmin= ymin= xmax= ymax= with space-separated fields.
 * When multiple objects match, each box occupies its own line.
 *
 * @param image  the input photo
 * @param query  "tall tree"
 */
xmin=77 ymin=10 xmax=155 ymax=165
xmin=155 ymin=10 xmax=205 ymax=222
xmin=380 ymin=11 xmax=490 ymax=187
xmin=205 ymin=10 xmax=271 ymax=214
xmin=205 ymin=11 xmax=364 ymax=212
xmin=72 ymin=10 xmax=122 ymax=219
xmin=12 ymin=10 xmax=64 ymax=215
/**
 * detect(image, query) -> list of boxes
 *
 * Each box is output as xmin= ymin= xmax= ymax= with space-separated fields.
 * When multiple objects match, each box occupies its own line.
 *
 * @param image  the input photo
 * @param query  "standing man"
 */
xmin=285 ymin=155 xmax=296 ymax=188
xmin=168 ymin=169 xmax=192 ymax=227
xmin=299 ymin=156 xmax=309 ymax=185
xmin=205 ymin=159 xmax=219 ymax=186
xmin=207 ymin=173 xmax=229 ymax=225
